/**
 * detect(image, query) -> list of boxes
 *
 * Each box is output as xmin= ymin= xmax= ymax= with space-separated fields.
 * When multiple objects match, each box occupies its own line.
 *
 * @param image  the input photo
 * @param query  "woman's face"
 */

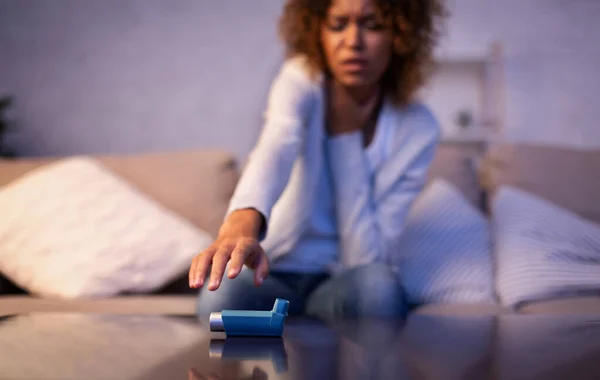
xmin=320 ymin=0 xmax=393 ymax=91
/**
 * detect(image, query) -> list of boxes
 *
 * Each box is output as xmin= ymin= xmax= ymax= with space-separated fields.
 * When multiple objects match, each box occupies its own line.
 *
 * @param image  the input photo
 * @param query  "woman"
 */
xmin=189 ymin=0 xmax=446 ymax=321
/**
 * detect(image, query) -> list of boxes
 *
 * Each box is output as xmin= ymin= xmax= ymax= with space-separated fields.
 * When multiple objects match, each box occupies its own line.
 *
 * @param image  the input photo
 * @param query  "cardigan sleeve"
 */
xmin=225 ymin=58 xmax=315 ymax=240
xmin=326 ymin=103 xmax=441 ymax=269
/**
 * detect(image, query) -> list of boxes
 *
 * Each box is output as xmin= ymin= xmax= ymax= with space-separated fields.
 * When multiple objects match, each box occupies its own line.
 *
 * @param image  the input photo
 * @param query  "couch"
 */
xmin=0 ymin=149 xmax=238 ymax=316
xmin=1 ymin=141 xmax=599 ymax=317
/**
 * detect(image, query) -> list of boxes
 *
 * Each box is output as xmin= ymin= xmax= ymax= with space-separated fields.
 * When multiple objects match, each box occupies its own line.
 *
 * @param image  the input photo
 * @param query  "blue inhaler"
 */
xmin=209 ymin=298 xmax=289 ymax=336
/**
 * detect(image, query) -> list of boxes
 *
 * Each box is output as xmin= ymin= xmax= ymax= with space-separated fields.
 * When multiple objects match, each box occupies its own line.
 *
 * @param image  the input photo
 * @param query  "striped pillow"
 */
xmin=393 ymin=179 xmax=496 ymax=305
xmin=493 ymin=186 xmax=600 ymax=308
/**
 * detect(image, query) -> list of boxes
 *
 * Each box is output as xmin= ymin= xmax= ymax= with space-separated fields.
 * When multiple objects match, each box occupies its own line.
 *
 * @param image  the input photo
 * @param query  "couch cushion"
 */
xmin=519 ymin=296 xmax=600 ymax=315
xmin=98 ymin=150 xmax=238 ymax=238
xmin=393 ymin=179 xmax=496 ymax=305
xmin=480 ymin=143 xmax=600 ymax=225
xmin=0 ymin=295 xmax=197 ymax=317
xmin=0 ymin=150 xmax=238 ymax=237
xmin=492 ymin=186 xmax=600 ymax=309
xmin=428 ymin=141 xmax=484 ymax=208
xmin=0 ymin=157 xmax=213 ymax=298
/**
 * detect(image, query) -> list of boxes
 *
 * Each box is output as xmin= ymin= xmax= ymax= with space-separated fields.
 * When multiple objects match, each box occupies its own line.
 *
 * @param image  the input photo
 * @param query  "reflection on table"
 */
xmin=209 ymin=337 xmax=288 ymax=373
xmin=2 ymin=312 xmax=600 ymax=379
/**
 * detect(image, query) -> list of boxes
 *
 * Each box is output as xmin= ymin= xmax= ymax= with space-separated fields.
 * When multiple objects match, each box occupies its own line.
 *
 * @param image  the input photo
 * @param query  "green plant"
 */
xmin=0 ymin=95 xmax=17 ymax=157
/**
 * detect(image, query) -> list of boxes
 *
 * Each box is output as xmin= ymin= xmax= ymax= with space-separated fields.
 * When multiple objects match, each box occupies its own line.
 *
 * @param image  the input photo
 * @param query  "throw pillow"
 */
xmin=493 ymin=186 xmax=600 ymax=308
xmin=0 ymin=157 xmax=212 ymax=299
xmin=392 ymin=179 xmax=496 ymax=305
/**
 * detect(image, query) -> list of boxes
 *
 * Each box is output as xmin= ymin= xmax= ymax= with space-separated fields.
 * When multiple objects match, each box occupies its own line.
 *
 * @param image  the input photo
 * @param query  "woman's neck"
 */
xmin=361 ymin=87 xmax=385 ymax=148
xmin=346 ymin=84 xmax=381 ymax=105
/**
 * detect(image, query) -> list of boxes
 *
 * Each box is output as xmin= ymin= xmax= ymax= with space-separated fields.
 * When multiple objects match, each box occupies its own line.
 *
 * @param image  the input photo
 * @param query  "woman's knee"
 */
xmin=342 ymin=263 xmax=407 ymax=317
xmin=307 ymin=263 xmax=408 ymax=320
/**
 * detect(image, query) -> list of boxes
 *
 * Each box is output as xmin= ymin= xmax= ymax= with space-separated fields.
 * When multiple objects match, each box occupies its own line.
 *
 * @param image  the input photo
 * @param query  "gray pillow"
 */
xmin=493 ymin=186 xmax=600 ymax=308
xmin=393 ymin=179 xmax=496 ymax=305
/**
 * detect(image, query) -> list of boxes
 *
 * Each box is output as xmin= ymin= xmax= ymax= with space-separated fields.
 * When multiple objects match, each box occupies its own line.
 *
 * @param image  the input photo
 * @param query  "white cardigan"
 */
xmin=226 ymin=57 xmax=441 ymax=272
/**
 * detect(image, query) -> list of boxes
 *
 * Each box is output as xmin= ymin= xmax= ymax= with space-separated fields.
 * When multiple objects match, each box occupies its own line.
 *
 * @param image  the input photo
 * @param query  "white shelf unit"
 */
xmin=419 ymin=42 xmax=505 ymax=145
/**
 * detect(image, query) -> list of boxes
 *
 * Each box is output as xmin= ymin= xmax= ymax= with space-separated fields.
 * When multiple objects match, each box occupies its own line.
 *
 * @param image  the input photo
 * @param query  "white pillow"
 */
xmin=493 ymin=186 xmax=600 ymax=308
xmin=0 ymin=157 xmax=212 ymax=299
xmin=392 ymin=179 xmax=496 ymax=305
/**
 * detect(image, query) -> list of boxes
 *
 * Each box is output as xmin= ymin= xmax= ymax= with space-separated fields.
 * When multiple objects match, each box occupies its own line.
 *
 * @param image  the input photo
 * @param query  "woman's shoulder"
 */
xmin=276 ymin=55 xmax=324 ymax=88
xmin=264 ymin=56 xmax=323 ymax=122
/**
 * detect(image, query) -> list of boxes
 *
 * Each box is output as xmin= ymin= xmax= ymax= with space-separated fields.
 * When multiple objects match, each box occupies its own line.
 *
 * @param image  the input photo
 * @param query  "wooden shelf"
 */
xmin=433 ymin=47 xmax=493 ymax=65
xmin=421 ymin=42 xmax=505 ymax=145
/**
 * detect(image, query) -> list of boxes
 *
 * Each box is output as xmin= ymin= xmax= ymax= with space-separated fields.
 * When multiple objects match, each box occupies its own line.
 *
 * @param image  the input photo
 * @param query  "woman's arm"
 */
xmin=327 ymin=104 xmax=441 ymax=269
xmin=225 ymin=58 xmax=315 ymax=239
xmin=189 ymin=59 xmax=315 ymax=290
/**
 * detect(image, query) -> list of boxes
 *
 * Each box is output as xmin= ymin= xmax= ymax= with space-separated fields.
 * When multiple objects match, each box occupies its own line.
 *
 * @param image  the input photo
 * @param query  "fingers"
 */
xmin=253 ymin=249 xmax=269 ymax=286
xmin=188 ymin=258 xmax=198 ymax=288
xmin=227 ymin=241 xmax=252 ymax=279
xmin=208 ymin=243 xmax=234 ymax=291
xmin=187 ymin=368 xmax=222 ymax=380
xmin=189 ymin=238 xmax=268 ymax=291
xmin=189 ymin=245 xmax=216 ymax=288
xmin=188 ymin=368 xmax=205 ymax=380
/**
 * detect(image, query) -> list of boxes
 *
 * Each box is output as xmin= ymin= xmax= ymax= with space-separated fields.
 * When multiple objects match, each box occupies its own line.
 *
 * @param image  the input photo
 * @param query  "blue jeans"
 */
xmin=196 ymin=263 xmax=408 ymax=322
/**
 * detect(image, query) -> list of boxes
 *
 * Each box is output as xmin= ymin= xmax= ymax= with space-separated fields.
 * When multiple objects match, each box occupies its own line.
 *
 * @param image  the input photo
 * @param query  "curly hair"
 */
xmin=278 ymin=0 xmax=447 ymax=107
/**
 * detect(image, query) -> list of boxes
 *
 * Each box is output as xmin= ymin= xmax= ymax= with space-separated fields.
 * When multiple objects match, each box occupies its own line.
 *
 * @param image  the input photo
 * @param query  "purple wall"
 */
xmin=0 ymin=0 xmax=285 ymax=159
xmin=1 ymin=0 xmax=599 ymax=158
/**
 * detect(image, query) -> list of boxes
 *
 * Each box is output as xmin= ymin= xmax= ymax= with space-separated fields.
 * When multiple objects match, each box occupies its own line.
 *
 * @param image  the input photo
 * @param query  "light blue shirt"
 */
xmin=226 ymin=57 xmax=441 ymax=274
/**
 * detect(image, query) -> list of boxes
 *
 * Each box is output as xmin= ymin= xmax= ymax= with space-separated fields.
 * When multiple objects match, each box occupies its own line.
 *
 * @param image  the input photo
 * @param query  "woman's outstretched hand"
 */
xmin=188 ymin=209 xmax=269 ymax=291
